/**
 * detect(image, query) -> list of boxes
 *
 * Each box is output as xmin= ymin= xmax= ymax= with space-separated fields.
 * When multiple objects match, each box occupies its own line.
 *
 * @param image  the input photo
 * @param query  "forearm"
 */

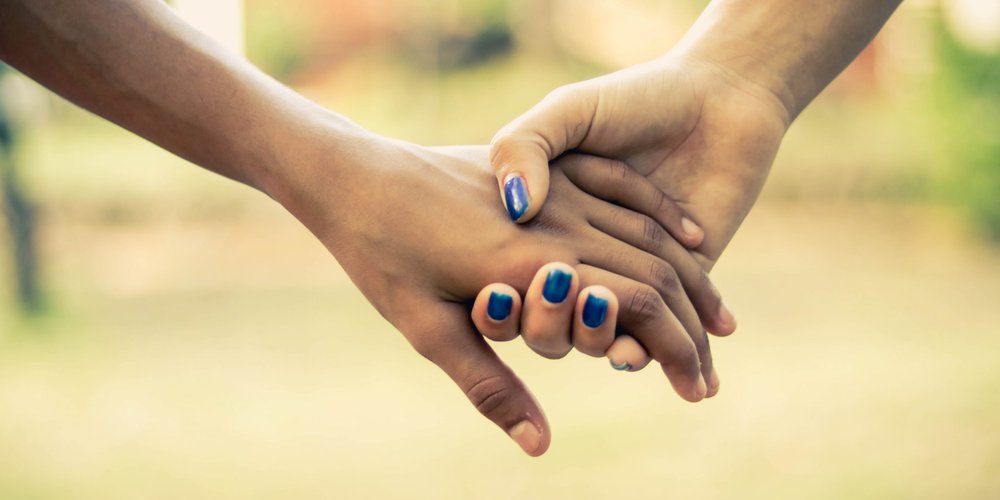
xmin=0 ymin=0 xmax=367 ymax=199
xmin=672 ymin=0 xmax=901 ymax=121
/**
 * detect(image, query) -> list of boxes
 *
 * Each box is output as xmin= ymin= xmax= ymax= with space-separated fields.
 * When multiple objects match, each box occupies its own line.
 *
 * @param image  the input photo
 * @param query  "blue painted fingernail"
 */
xmin=504 ymin=174 xmax=529 ymax=221
xmin=542 ymin=269 xmax=572 ymax=304
xmin=582 ymin=294 xmax=608 ymax=328
xmin=486 ymin=292 xmax=513 ymax=321
xmin=610 ymin=359 xmax=632 ymax=371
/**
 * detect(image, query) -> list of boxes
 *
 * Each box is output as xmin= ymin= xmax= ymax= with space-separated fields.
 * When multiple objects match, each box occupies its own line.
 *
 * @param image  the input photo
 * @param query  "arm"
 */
xmin=673 ymin=0 xmax=902 ymax=121
xmin=490 ymin=0 xmax=902 ymax=224
xmin=0 ymin=0 xmax=343 ymax=198
xmin=0 ymin=0 xmax=726 ymax=455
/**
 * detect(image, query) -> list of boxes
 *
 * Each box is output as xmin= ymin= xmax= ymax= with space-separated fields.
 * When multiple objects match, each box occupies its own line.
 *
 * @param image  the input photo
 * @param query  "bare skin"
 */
xmin=0 ymin=0 xmax=732 ymax=456
xmin=488 ymin=0 xmax=903 ymax=372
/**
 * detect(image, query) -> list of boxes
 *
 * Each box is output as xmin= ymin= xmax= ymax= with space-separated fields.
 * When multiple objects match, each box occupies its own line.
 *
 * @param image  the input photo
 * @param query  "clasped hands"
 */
xmin=275 ymin=55 xmax=790 ymax=456
xmin=0 ymin=0 xmax=899 ymax=461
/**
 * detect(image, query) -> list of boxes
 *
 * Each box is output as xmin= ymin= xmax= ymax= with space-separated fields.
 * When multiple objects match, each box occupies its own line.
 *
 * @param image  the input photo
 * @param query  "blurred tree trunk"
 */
xmin=0 ymin=69 xmax=43 ymax=314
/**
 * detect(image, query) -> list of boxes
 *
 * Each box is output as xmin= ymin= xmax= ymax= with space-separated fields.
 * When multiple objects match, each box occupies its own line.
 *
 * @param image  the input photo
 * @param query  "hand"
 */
xmin=488 ymin=55 xmax=791 ymax=386
xmin=470 ymin=262 xmax=654 ymax=373
xmin=491 ymin=54 xmax=790 ymax=274
xmin=272 ymin=133 xmax=728 ymax=455
xmin=469 ymin=151 xmax=746 ymax=376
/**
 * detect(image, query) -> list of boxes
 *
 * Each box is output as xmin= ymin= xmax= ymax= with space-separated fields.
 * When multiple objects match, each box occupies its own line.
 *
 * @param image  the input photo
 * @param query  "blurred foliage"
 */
xmin=932 ymin=17 xmax=1000 ymax=240
xmin=396 ymin=0 xmax=515 ymax=71
xmin=245 ymin=4 xmax=312 ymax=80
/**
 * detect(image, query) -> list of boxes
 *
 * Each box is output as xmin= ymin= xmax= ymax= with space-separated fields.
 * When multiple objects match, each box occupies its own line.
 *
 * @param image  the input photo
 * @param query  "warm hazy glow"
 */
xmin=944 ymin=0 xmax=1000 ymax=52
xmin=172 ymin=0 xmax=246 ymax=55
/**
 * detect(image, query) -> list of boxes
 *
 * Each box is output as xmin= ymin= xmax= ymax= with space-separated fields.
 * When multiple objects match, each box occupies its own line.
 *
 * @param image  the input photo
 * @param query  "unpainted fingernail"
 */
xmin=718 ymin=301 xmax=737 ymax=329
xmin=503 ymin=174 xmax=529 ymax=221
xmin=487 ymin=292 xmax=513 ymax=322
xmin=708 ymin=367 xmax=720 ymax=392
xmin=508 ymin=420 xmax=542 ymax=455
xmin=581 ymin=294 xmax=608 ymax=328
xmin=681 ymin=217 xmax=702 ymax=238
xmin=696 ymin=373 xmax=708 ymax=399
xmin=609 ymin=359 xmax=632 ymax=371
xmin=542 ymin=269 xmax=572 ymax=304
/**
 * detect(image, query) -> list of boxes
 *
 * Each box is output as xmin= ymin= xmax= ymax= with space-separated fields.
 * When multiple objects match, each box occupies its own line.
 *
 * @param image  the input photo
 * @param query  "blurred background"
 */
xmin=1 ymin=0 xmax=999 ymax=498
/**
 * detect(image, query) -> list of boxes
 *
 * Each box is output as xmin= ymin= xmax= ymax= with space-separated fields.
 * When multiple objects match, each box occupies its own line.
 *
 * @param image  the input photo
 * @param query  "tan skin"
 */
xmin=489 ymin=0 xmax=902 ymax=374
xmin=0 ymin=0 xmax=733 ymax=457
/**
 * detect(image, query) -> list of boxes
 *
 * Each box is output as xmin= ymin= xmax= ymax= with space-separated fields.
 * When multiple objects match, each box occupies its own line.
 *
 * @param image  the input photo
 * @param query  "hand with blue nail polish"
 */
xmin=309 ymin=140 xmax=736 ymax=454
xmin=0 ymin=0 xmax=722 ymax=454
xmin=473 ymin=154 xmax=733 ymax=396
xmin=472 ymin=264 xmax=653 ymax=373
xmin=488 ymin=0 xmax=899 ymax=394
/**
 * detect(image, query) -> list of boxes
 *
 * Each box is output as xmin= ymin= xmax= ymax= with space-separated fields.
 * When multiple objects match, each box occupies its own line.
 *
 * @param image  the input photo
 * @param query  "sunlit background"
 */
xmin=1 ymin=0 xmax=999 ymax=498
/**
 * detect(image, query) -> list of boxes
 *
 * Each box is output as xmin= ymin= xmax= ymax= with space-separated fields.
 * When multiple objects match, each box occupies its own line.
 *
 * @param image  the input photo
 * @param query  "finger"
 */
xmin=605 ymin=335 xmax=652 ymax=372
xmin=571 ymin=285 xmax=618 ymax=357
xmin=402 ymin=299 xmax=551 ymax=457
xmin=579 ymin=232 xmax=716 ymax=388
xmin=576 ymin=265 xmax=706 ymax=402
xmin=490 ymin=84 xmax=598 ymax=223
xmin=559 ymin=155 xmax=705 ymax=248
xmin=521 ymin=262 xmax=579 ymax=359
xmin=585 ymin=206 xmax=736 ymax=336
xmin=707 ymin=364 xmax=721 ymax=398
xmin=471 ymin=283 xmax=522 ymax=342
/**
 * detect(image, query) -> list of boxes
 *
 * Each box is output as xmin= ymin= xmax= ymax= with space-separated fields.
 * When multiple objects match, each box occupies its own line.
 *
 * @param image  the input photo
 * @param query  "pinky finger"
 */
xmin=471 ymin=284 xmax=523 ymax=342
xmin=606 ymin=335 xmax=652 ymax=372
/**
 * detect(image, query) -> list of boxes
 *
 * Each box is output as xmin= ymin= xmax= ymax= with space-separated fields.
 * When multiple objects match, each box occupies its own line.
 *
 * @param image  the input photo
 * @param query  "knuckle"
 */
xmin=606 ymin=159 xmax=631 ymax=184
xmin=640 ymin=216 xmax=665 ymax=249
xmin=465 ymin=375 xmax=514 ymax=418
xmin=625 ymin=286 xmax=663 ymax=327
xmin=654 ymin=189 xmax=674 ymax=216
xmin=650 ymin=260 xmax=682 ymax=297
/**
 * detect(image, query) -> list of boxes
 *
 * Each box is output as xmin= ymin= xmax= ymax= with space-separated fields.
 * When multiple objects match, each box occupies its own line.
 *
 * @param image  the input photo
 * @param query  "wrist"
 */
xmin=258 ymin=109 xmax=412 ymax=250
xmin=257 ymin=107 xmax=379 ymax=211
xmin=667 ymin=9 xmax=799 ymax=124
xmin=669 ymin=0 xmax=900 ymax=123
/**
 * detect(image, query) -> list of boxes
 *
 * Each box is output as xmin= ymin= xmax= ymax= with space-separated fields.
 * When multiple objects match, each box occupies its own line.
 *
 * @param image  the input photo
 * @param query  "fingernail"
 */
xmin=487 ymin=292 xmax=513 ymax=322
xmin=503 ymin=174 xmax=529 ymax=221
xmin=508 ymin=420 xmax=541 ymax=455
xmin=718 ymin=301 xmax=737 ymax=329
xmin=708 ymin=367 xmax=720 ymax=392
xmin=696 ymin=373 xmax=708 ymax=398
xmin=681 ymin=217 xmax=702 ymax=238
xmin=609 ymin=359 xmax=632 ymax=371
xmin=581 ymin=294 xmax=608 ymax=328
xmin=541 ymin=269 xmax=572 ymax=304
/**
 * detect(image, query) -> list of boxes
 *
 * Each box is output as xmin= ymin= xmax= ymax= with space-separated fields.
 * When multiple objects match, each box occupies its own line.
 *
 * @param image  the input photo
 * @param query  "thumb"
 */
xmin=490 ymin=84 xmax=598 ymax=223
xmin=405 ymin=301 xmax=551 ymax=456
